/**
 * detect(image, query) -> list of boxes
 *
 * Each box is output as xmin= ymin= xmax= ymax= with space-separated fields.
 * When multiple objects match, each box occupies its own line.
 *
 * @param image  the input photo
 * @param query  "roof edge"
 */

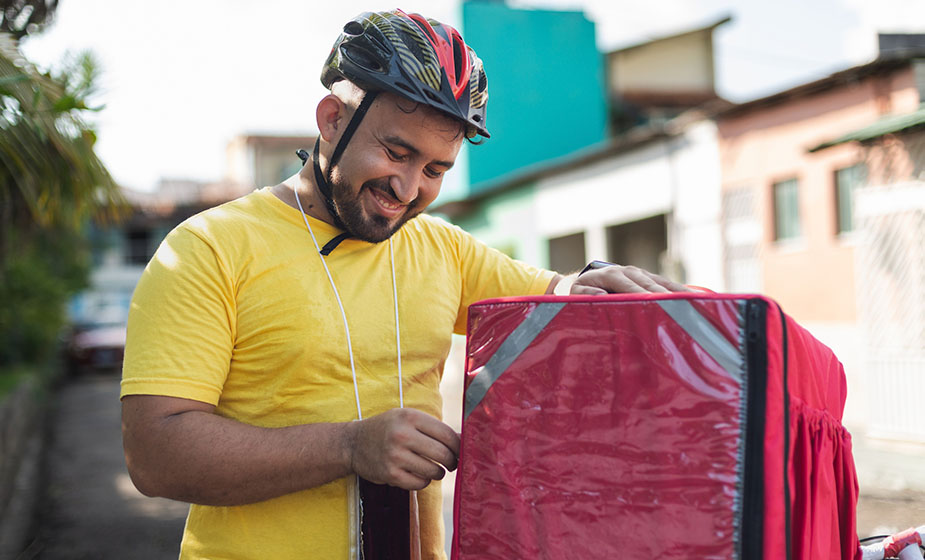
xmin=718 ymin=54 xmax=924 ymax=119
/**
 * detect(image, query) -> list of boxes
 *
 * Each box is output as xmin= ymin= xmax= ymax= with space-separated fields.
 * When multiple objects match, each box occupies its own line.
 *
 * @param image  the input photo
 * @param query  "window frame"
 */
xmin=834 ymin=163 xmax=867 ymax=235
xmin=772 ymin=177 xmax=802 ymax=242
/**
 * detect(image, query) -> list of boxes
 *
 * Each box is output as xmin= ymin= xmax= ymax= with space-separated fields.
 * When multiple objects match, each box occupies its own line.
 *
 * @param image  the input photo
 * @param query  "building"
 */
xmin=456 ymin=1 xmax=608 ymax=192
xmin=225 ymin=133 xmax=316 ymax=190
xmin=436 ymin=11 xmax=731 ymax=290
xmin=715 ymin=46 xmax=925 ymax=436
xmin=813 ymin=102 xmax=925 ymax=442
xmin=607 ymin=16 xmax=730 ymax=131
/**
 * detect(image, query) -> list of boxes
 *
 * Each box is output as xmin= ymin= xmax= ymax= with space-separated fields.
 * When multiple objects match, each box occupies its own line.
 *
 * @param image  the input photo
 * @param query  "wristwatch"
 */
xmin=578 ymin=260 xmax=617 ymax=276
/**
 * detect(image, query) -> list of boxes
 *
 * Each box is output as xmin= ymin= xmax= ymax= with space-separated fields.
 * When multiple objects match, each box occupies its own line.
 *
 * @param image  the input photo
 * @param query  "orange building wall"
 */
xmin=718 ymin=67 xmax=918 ymax=323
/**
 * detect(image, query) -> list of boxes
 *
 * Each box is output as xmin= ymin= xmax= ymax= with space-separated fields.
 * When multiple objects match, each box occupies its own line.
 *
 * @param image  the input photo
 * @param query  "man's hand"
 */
xmin=569 ymin=264 xmax=691 ymax=295
xmin=347 ymin=408 xmax=460 ymax=491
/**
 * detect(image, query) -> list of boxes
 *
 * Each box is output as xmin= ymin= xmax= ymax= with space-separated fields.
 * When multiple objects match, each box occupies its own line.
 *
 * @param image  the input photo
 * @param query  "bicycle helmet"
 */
xmin=300 ymin=10 xmax=488 ymax=247
xmin=322 ymin=9 xmax=489 ymax=139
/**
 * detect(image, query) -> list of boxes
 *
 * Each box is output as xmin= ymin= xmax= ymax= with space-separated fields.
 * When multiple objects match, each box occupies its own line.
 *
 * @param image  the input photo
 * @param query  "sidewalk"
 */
xmin=24 ymin=373 xmax=186 ymax=559
xmin=854 ymin=433 xmax=925 ymax=538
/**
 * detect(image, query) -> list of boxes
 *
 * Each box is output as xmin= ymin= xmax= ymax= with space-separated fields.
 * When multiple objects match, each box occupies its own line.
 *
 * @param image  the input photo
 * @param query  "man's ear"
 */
xmin=316 ymin=94 xmax=345 ymax=143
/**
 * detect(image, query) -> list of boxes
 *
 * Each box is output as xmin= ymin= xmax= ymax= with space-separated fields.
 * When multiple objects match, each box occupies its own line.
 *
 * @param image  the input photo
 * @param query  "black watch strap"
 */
xmin=578 ymin=260 xmax=617 ymax=276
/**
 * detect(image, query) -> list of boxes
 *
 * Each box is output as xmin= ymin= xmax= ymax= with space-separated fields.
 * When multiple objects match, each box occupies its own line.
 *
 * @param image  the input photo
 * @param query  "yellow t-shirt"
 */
xmin=121 ymin=187 xmax=554 ymax=560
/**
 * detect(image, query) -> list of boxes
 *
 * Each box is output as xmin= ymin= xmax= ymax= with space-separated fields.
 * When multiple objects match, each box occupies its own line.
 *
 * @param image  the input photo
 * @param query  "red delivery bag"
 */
xmin=452 ymin=293 xmax=859 ymax=560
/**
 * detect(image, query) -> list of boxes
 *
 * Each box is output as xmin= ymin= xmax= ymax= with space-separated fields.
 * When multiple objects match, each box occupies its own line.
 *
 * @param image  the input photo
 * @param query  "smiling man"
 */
xmin=288 ymin=79 xmax=464 ymax=245
xmin=120 ymin=9 xmax=687 ymax=560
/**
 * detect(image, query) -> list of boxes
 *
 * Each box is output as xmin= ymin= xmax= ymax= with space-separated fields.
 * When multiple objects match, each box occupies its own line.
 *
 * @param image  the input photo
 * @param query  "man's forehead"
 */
xmin=373 ymin=92 xmax=465 ymax=134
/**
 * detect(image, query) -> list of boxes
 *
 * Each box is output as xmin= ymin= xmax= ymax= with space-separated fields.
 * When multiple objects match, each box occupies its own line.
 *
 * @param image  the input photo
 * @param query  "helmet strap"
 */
xmin=329 ymin=90 xmax=379 ymax=172
xmin=311 ymin=140 xmax=346 ymax=232
xmin=311 ymin=90 xmax=380 ymax=235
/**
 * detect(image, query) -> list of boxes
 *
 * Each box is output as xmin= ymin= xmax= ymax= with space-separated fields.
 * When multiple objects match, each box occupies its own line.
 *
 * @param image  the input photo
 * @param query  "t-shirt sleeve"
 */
xmin=120 ymin=223 xmax=236 ymax=405
xmin=451 ymin=226 xmax=556 ymax=334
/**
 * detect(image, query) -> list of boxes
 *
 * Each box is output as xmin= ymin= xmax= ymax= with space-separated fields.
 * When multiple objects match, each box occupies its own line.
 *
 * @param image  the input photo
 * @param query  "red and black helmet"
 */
xmin=322 ymin=9 xmax=490 ymax=138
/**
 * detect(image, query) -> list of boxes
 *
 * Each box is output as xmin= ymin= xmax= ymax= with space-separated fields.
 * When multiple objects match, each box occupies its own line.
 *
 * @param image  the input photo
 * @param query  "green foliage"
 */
xmin=0 ymin=366 xmax=28 ymax=398
xmin=0 ymin=36 xmax=126 ymax=235
xmin=0 ymin=32 xmax=124 ymax=370
xmin=0 ymin=227 xmax=88 ymax=366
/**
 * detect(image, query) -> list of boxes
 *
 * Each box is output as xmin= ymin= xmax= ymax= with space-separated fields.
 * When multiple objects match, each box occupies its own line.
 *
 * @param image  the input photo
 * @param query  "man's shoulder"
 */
xmin=178 ymin=189 xmax=273 ymax=237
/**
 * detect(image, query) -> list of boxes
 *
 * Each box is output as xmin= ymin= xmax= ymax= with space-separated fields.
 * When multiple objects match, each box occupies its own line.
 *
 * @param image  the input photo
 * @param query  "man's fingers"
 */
xmin=350 ymin=408 xmax=460 ymax=490
xmin=571 ymin=264 xmax=692 ymax=294
xmin=410 ymin=414 xmax=460 ymax=468
xmin=400 ymin=450 xmax=449 ymax=484
xmin=623 ymin=267 xmax=670 ymax=293
xmin=407 ymin=433 xmax=458 ymax=472
xmin=643 ymin=269 xmax=692 ymax=292
xmin=569 ymin=284 xmax=608 ymax=296
xmin=573 ymin=266 xmax=646 ymax=294
xmin=375 ymin=440 xmax=450 ymax=490
xmin=386 ymin=466 xmax=432 ymax=491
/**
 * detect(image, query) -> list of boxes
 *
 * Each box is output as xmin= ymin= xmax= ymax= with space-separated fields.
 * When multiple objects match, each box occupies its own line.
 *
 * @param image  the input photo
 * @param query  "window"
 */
xmin=835 ymin=163 xmax=867 ymax=234
xmin=773 ymin=178 xmax=801 ymax=241
xmin=125 ymin=229 xmax=152 ymax=265
xmin=548 ymin=232 xmax=586 ymax=274
xmin=606 ymin=214 xmax=667 ymax=275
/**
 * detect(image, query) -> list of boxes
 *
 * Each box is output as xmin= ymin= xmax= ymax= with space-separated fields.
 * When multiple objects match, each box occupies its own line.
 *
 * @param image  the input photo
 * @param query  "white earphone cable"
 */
xmin=389 ymin=239 xmax=404 ymax=408
xmin=293 ymin=184 xmax=404 ymax=419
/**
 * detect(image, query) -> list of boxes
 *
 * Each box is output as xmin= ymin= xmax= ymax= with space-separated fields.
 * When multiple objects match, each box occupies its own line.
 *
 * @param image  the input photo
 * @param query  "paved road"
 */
xmin=27 ymin=373 xmax=187 ymax=560
xmin=22 ymin=371 xmax=925 ymax=558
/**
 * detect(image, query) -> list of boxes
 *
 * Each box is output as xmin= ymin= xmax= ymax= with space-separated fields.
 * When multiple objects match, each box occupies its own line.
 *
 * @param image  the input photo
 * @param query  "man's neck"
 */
xmin=272 ymin=172 xmax=335 ymax=225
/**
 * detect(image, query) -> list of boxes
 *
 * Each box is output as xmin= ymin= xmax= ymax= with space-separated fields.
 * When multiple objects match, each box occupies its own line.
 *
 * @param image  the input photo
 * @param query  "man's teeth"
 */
xmin=374 ymin=190 xmax=401 ymax=209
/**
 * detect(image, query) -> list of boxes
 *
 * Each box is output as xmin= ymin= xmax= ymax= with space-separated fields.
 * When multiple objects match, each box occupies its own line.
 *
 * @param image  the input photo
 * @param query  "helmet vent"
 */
xmin=424 ymin=89 xmax=441 ymax=103
xmin=343 ymin=21 xmax=364 ymax=35
xmin=342 ymin=45 xmax=384 ymax=72
xmin=395 ymin=81 xmax=415 ymax=95
xmin=452 ymin=39 xmax=463 ymax=85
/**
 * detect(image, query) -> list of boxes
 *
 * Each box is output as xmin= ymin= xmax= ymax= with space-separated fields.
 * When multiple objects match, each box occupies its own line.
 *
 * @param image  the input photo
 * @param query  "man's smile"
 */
xmin=366 ymin=185 xmax=408 ymax=218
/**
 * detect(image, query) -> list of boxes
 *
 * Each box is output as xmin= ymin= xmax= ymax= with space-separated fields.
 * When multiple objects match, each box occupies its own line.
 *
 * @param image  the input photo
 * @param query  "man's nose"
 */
xmin=389 ymin=169 xmax=420 ymax=204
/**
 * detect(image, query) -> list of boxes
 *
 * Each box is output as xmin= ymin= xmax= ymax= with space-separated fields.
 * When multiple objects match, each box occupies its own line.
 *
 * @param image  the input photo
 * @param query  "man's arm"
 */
xmin=122 ymin=395 xmax=459 ymax=506
xmin=545 ymin=264 xmax=691 ymax=295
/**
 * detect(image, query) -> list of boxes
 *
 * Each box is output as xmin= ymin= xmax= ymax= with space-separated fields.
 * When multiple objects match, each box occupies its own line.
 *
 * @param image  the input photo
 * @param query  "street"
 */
xmin=25 ymin=373 xmax=186 ymax=559
xmin=19 ymin=372 xmax=925 ymax=559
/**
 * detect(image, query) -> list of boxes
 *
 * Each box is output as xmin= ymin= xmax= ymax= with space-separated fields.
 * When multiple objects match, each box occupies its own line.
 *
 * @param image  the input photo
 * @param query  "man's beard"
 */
xmin=328 ymin=174 xmax=421 ymax=243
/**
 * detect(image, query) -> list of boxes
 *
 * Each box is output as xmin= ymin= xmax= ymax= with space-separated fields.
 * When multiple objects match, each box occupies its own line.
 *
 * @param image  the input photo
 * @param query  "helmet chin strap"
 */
xmin=308 ymin=90 xmax=380 ymax=235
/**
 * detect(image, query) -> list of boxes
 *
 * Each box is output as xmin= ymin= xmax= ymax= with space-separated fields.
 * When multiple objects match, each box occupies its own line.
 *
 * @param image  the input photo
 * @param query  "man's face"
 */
xmin=326 ymin=94 xmax=464 ymax=243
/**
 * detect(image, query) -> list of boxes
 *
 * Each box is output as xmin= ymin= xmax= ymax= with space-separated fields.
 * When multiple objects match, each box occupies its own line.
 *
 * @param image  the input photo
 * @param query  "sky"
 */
xmin=19 ymin=0 xmax=925 ymax=193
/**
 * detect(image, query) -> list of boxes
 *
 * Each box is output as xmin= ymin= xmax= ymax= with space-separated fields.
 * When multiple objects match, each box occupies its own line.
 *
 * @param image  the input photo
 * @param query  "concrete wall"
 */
xmin=717 ymin=65 xmax=919 ymax=323
xmin=462 ymin=3 xmax=607 ymax=190
xmin=0 ymin=378 xmax=45 ymax=559
xmin=717 ymin=65 xmax=922 ymax=447
xmin=533 ymin=120 xmax=725 ymax=289
xmin=609 ymin=29 xmax=716 ymax=94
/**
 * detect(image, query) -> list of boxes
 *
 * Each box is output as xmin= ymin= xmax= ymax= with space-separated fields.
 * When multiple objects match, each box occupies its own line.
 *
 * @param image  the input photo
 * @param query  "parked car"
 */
xmin=65 ymin=320 xmax=127 ymax=375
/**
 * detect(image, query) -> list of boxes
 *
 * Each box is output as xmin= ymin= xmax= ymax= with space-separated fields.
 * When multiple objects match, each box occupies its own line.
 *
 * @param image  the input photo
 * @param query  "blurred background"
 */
xmin=1 ymin=0 xmax=924 ymax=557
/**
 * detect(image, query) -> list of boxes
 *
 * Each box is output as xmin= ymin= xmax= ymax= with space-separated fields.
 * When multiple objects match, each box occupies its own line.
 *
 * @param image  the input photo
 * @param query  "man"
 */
xmin=121 ymin=9 xmax=687 ymax=560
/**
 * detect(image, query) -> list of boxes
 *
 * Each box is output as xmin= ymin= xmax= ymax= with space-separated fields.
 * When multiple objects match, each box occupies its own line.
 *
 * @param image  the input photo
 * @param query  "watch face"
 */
xmin=358 ymin=477 xmax=415 ymax=559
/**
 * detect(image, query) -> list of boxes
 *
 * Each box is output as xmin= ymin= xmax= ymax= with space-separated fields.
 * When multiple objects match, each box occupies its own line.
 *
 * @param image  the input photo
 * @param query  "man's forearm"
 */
xmin=123 ymin=397 xmax=354 ymax=506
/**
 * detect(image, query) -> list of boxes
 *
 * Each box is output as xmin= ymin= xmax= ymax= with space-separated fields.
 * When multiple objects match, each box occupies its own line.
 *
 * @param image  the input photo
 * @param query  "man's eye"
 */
xmin=386 ymin=149 xmax=407 ymax=161
xmin=424 ymin=167 xmax=443 ymax=179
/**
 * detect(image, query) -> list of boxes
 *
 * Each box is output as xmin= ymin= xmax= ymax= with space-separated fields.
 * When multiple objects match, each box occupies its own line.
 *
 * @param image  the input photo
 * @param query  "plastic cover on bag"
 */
xmin=451 ymin=293 xmax=859 ymax=560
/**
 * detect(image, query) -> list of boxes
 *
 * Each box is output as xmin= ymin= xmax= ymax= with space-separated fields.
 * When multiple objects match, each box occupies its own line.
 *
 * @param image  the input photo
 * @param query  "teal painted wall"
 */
xmin=462 ymin=2 xmax=607 ymax=192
